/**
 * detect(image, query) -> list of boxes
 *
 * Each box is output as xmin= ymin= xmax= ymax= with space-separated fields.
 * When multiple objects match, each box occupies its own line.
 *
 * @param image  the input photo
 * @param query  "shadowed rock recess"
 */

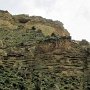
xmin=0 ymin=10 xmax=90 ymax=90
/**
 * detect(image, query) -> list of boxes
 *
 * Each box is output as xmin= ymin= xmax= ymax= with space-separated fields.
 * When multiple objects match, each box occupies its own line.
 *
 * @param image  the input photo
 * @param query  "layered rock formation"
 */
xmin=0 ymin=10 xmax=89 ymax=90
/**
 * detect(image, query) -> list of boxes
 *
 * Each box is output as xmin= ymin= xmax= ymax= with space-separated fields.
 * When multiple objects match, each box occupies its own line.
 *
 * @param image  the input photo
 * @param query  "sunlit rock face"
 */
xmin=0 ymin=10 xmax=90 ymax=90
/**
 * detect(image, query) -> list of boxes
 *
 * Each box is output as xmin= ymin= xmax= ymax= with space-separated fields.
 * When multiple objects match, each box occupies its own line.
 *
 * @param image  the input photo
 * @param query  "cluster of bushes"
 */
xmin=0 ymin=27 xmax=45 ymax=47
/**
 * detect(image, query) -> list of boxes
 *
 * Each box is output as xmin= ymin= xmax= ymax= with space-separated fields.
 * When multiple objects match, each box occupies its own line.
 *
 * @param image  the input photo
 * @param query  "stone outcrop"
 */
xmin=0 ymin=10 xmax=17 ymax=30
xmin=0 ymin=10 xmax=70 ymax=36
xmin=0 ymin=10 xmax=89 ymax=90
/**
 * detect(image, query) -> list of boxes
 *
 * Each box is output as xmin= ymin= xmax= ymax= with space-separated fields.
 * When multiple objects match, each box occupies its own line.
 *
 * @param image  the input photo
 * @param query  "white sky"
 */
xmin=0 ymin=0 xmax=90 ymax=41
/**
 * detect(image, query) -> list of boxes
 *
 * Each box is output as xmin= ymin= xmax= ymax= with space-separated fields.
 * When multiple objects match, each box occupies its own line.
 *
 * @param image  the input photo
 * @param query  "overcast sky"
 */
xmin=0 ymin=0 xmax=90 ymax=41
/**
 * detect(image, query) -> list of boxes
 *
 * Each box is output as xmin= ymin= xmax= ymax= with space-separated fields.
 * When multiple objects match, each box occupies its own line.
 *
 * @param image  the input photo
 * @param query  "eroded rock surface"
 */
xmin=0 ymin=10 xmax=89 ymax=90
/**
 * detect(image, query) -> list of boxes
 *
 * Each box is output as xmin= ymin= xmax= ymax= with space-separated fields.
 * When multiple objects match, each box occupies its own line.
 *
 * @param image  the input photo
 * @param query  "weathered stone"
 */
xmin=0 ymin=10 xmax=89 ymax=90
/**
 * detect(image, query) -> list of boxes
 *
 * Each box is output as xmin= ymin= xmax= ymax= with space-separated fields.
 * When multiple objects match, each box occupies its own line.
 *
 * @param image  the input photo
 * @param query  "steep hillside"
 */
xmin=0 ymin=10 xmax=90 ymax=90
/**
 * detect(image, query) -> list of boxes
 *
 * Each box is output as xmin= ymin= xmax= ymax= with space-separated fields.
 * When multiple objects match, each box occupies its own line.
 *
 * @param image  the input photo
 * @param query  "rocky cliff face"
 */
xmin=0 ymin=10 xmax=90 ymax=90
xmin=0 ymin=10 xmax=70 ymax=36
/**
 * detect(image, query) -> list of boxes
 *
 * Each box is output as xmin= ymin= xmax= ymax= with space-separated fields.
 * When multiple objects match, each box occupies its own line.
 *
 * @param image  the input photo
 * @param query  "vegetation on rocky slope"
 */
xmin=0 ymin=10 xmax=90 ymax=90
